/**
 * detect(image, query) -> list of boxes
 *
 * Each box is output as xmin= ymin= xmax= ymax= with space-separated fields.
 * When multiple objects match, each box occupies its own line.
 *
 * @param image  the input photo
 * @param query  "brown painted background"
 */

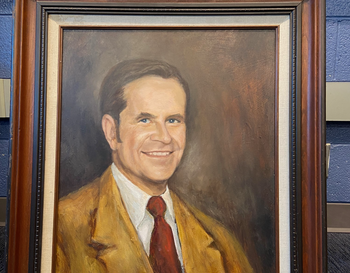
xmin=59 ymin=28 xmax=276 ymax=272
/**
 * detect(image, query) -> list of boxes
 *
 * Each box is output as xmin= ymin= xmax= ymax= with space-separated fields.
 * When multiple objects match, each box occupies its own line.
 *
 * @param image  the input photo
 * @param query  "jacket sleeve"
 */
xmin=55 ymin=235 xmax=71 ymax=273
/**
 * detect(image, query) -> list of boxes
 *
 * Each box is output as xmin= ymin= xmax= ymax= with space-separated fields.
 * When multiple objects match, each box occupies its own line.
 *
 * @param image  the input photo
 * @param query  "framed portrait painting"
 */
xmin=8 ymin=1 xmax=326 ymax=273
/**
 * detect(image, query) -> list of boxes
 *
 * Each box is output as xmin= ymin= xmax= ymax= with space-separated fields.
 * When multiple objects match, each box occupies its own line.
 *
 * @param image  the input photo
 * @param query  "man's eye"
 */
xmin=139 ymin=118 xmax=150 ymax=123
xmin=168 ymin=119 xmax=179 ymax=124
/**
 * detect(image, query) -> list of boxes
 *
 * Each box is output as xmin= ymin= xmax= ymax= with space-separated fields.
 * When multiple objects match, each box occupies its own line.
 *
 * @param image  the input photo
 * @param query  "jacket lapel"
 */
xmin=90 ymin=169 xmax=153 ymax=273
xmin=171 ymin=192 xmax=226 ymax=273
xmin=87 ymin=169 xmax=225 ymax=273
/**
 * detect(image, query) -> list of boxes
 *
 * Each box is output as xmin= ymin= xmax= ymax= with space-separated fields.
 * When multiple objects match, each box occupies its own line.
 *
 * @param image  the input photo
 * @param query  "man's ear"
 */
xmin=102 ymin=114 xmax=119 ymax=151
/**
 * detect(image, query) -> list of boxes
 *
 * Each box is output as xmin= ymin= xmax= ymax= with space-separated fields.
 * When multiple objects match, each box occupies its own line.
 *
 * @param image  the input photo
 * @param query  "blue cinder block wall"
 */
xmin=326 ymin=0 xmax=350 ymax=202
xmin=0 ymin=0 xmax=12 ymax=197
xmin=326 ymin=0 xmax=350 ymax=81
xmin=0 ymin=0 xmax=12 ymax=79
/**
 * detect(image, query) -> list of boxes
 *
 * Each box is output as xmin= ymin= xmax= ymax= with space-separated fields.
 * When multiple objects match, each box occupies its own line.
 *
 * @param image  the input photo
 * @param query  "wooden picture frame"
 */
xmin=8 ymin=0 xmax=326 ymax=272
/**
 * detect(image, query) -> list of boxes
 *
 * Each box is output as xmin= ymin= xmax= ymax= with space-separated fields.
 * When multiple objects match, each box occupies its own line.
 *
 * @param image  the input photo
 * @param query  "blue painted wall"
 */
xmin=327 ymin=123 xmax=350 ymax=202
xmin=326 ymin=0 xmax=350 ymax=81
xmin=0 ymin=0 xmax=12 ymax=197
xmin=0 ymin=0 xmax=12 ymax=79
xmin=0 ymin=120 xmax=9 ymax=197
xmin=326 ymin=0 xmax=350 ymax=203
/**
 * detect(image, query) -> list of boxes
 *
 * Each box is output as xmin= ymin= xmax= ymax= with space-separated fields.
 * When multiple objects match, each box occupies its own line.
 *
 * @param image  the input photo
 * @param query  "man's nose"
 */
xmin=150 ymin=122 xmax=172 ymax=144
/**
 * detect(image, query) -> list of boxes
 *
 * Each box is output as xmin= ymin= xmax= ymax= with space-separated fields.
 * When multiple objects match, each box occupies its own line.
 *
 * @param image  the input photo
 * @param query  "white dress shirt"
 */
xmin=111 ymin=163 xmax=184 ymax=266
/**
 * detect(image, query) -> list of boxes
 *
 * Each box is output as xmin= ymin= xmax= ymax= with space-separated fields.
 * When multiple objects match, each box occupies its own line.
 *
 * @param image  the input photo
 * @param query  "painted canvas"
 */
xmin=56 ymin=29 xmax=276 ymax=272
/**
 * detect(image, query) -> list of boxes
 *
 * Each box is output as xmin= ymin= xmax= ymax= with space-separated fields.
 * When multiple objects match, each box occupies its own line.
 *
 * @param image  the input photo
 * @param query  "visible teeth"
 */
xmin=147 ymin=152 xmax=170 ymax=156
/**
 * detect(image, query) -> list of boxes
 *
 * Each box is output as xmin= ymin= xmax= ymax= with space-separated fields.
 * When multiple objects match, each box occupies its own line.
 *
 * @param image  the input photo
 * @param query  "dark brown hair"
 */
xmin=99 ymin=59 xmax=190 ymax=123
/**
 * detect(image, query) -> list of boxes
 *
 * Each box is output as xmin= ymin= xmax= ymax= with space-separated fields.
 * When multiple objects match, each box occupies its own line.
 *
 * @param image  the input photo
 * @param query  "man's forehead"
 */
xmin=123 ymin=75 xmax=184 ymax=95
xmin=122 ymin=76 xmax=186 ymax=113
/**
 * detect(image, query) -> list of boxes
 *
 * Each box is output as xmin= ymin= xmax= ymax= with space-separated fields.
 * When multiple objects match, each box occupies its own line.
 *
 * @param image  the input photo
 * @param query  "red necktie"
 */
xmin=147 ymin=196 xmax=182 ymax=273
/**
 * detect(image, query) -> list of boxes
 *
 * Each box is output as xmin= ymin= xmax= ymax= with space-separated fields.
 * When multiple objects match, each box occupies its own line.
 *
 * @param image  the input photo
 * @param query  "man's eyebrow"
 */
xmin=136 ymin=112 xmax=156 ymax=120
xmin=168 ymin=114 xmax=185 ymax=121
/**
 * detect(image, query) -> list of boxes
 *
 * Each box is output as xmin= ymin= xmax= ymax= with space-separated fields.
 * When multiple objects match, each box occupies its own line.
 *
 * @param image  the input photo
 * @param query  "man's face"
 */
xmin=113 ymin=76 xmax=186 ymax=186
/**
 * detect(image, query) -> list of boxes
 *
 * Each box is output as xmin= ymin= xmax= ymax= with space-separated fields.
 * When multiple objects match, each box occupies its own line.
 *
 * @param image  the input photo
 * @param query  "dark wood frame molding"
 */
xmin=8 ymin=0 xmax=325 ymax=272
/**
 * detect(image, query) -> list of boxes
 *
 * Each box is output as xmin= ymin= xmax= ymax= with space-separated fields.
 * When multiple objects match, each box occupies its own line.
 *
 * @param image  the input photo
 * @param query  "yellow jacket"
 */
xmin=56 ymin=167 xmax=253 ymax=273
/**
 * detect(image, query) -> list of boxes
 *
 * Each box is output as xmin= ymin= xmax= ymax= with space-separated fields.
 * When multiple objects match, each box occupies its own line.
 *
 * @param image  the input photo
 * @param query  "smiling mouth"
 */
xmin=142 ymin=151 xmax=173 ymax=157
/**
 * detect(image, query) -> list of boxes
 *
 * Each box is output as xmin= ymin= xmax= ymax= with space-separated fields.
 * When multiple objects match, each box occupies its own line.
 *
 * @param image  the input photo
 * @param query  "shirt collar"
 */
xmin=111 ymin=163 xmax=176 ymax=228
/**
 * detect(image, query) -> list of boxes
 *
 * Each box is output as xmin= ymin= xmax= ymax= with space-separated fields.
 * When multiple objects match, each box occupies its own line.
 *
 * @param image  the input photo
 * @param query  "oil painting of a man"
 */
xmin=56 ymin=29 xmax=276 ymax=272
xmin=56 ymin=60 xmax=253 ymax=272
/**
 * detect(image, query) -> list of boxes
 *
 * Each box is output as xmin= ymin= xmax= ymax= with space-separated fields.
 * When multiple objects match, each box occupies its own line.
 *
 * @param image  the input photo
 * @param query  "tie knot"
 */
xmin=147 ymin=196 xmax=166 ymax=218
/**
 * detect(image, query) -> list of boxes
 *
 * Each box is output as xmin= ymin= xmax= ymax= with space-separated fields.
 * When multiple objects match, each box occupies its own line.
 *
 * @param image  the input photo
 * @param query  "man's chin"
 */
xmin=147 ymin=176 xmax=172 ymax=184
xmin=140 ymin=161 xmax=177 ymax=177
xmin=143 ymin=171 xmax=175 ymax=185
